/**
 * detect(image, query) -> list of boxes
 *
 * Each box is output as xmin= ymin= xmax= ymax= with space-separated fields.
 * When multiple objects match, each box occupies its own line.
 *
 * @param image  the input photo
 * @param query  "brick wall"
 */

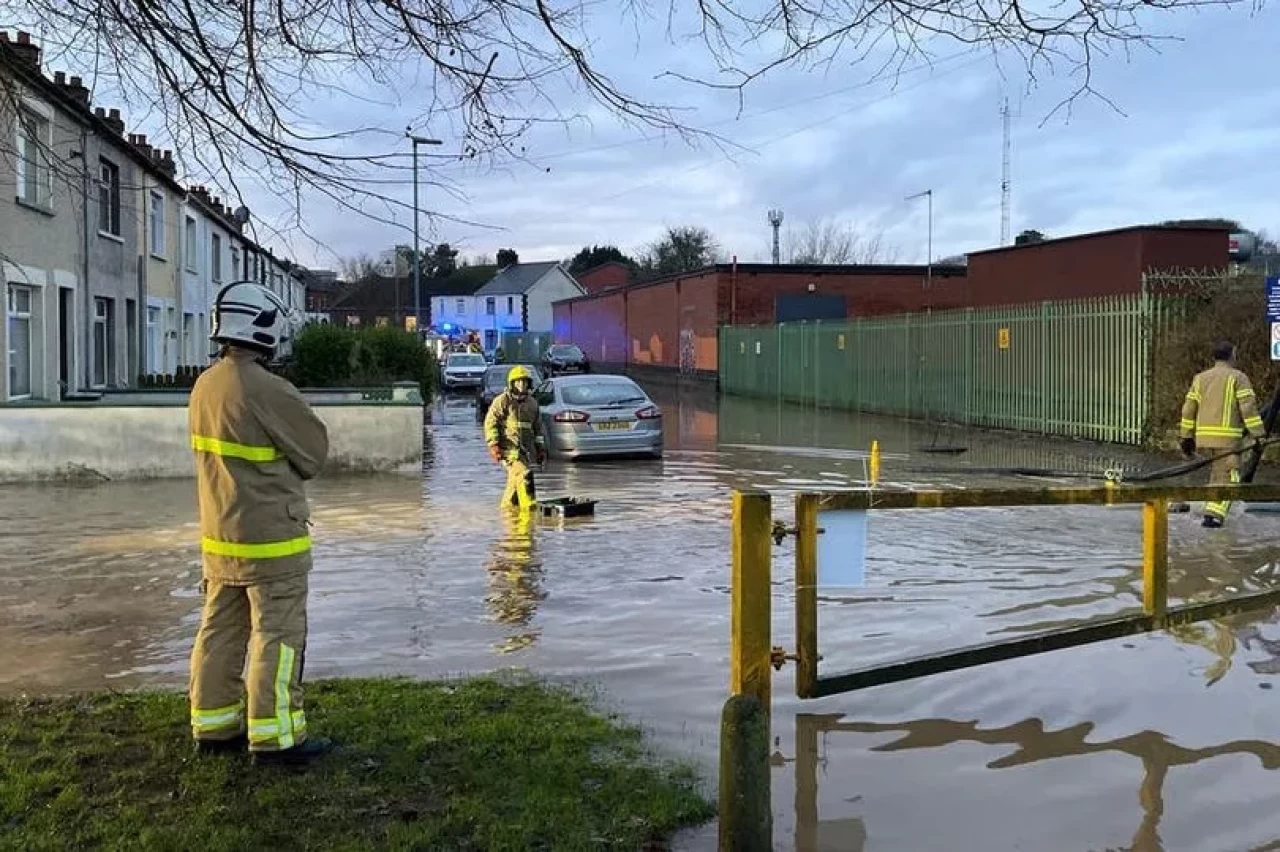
xmin=723 ymin=268 xmax=968 ymax=323
xmin=575 ymin=263 xmax=631 ymax=294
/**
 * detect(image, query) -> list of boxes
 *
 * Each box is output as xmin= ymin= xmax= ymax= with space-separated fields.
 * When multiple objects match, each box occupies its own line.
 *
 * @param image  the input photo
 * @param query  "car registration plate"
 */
xmin=594 ymin=420 xmax=632 ymax=431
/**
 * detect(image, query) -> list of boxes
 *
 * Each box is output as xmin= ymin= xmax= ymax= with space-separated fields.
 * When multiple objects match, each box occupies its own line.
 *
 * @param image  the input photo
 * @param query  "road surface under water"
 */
xmin=4 ymin=386 xmax=1280 ymax=851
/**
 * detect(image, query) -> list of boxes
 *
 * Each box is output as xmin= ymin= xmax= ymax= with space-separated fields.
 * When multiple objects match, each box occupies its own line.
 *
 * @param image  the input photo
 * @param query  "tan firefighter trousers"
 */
xmin=189 ymin=573 xmax=309 ymax=752
xmin=501 ymin=459 xmax=537 ymax=510
xmin=1203 ymin=451 xmax=1242 ymax=521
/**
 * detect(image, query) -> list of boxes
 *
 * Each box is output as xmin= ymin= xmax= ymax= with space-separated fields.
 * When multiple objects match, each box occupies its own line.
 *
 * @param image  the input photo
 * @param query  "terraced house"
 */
xmin=0 ymin=31 xmax=309 ymax=401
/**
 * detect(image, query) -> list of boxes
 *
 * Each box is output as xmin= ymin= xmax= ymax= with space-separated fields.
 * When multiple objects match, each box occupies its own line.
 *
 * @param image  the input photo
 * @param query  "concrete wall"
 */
xmin=0 ymin=399 xmax=423 ymax=482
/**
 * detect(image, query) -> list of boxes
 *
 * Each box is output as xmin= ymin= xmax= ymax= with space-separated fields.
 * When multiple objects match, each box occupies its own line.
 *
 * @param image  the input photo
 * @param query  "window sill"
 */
xmin=150 ymin=253 xmax=168 ymax=263
xmin=98 ymin=231 xmax=125 ymax=244
xmin=15 ymin=197 xmax=54 ymax=217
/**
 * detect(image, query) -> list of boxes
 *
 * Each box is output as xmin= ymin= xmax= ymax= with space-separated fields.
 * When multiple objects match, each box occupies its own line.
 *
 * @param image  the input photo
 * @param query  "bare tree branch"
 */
xmin=785 ymin=218 xmax=900 ymax=264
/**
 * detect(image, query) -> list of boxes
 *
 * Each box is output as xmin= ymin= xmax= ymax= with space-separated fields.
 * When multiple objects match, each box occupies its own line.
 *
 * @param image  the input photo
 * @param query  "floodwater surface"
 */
xmin=4 ymin=387 xmax=1280 ymax=851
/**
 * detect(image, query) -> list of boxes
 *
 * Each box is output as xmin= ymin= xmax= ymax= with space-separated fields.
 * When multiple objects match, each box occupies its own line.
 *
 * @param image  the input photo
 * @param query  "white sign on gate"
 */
xmin=1271 ymin=322 xmax=1280 ymax=361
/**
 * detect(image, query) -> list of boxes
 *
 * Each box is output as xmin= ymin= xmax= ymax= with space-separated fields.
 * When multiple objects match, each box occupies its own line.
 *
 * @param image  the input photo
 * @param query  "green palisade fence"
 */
xmin=719 ymin=294 xmax=1156 ymax=445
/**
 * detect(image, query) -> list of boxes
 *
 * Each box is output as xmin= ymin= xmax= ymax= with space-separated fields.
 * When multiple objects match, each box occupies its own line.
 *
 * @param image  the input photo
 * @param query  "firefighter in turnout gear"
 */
xmin=485 ymin=365 xmax=546 ymax=509
xmin=1180 ymin=341 xmax=1266 ymax=528
xmin=188 ymin=281 xmax=332 ymax=767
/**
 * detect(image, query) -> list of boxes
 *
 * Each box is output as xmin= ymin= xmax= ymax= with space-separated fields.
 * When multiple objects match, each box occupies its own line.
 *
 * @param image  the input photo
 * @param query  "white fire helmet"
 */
xmin=209 ymin=281 xmax=300 ymax=359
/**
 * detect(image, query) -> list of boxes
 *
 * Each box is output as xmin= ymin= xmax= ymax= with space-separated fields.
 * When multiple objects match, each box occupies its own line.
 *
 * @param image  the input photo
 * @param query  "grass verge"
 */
xmin=0 ymin=677 xmax=713 ymax=851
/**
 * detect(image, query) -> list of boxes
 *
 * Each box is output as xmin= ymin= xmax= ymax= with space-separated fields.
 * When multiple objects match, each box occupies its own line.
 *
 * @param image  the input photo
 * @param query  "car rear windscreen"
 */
xmin=559 ymin=381 xmax=645 ymax=407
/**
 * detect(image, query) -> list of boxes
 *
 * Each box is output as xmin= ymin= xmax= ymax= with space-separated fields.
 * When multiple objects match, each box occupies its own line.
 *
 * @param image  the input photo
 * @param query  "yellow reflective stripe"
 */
xmin=201 ymin=536 xmax=311 ymax=559
xmin=1237 ymin=388 xmax=1256 ymax=400
xmin=275 ymin=644 xmax=296 ymax=750
xmin=1245 ymin=416 xmax=1264 ymax=430
xmin=1223 ymin=378 xmax=1236 ymax=429
xmin=248 ymin=712 xmax=305 ymax=744
xmin=1179 ymin=419 xmax=1196 ymax=430
xmin=191 ymin=435 xmax=282 ymax=463
xmin=1196 ymin=426 xmax=1243 ymax=437
xmin=191 ymin=703 xmax=243 ymax=732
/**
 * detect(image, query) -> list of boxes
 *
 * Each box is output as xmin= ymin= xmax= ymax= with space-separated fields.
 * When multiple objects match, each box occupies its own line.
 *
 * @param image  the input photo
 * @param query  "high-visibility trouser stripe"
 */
xmin=1196 ymin=426 xmax=1243 ymax=438
xmin=191 ymin=435 xmax=282 ymax=463
xmin=201 ymin=536 xmax=311 ymax=559
xmin=1245 ymin=416 xmax=1265 ymax=431
xmin=1223 ymin=379 xmax=1236 ymax=429
xmin=1186 ymin=391 xmax=1202 ymax=402
xmin=1180 ymin=419 xmax=1197 ymax=431
xmin=249 ymin=711 xmax=307 ymax=744
xmin=277 ymin=643 xmax=297 ymax=750
xmin=1206 ymin=468 xmax=1242 ymax=519
xmin=192 ymin=702 xmax=244 ymax=733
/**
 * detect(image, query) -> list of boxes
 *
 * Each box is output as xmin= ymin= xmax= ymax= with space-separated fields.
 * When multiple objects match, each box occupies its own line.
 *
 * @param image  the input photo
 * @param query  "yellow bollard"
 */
xmin=730 ymin=491 xmax=772 ymax=711
xmin=869 ymin=440 xmax=881 ymax=486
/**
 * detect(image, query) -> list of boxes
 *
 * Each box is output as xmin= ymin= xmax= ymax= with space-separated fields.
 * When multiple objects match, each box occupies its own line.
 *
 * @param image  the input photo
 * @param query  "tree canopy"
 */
xmin=568 ymin=245 xmax=638 ymax=275
xmin=639 ymin=226 xmax=720 ymax=277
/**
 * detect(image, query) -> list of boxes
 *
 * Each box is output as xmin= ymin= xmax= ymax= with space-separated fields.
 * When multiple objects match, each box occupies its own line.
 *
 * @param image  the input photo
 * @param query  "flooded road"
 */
xmin=5 ymin=386 xmax=1280 ymax=850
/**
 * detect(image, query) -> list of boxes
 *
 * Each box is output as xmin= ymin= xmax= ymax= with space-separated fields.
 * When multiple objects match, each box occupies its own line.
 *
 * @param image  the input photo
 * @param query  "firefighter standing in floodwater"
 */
xmin=1180 ymin=340 xmax=1266 ymax=528
xmin=485 ymin=365 xmax=546 ymax=509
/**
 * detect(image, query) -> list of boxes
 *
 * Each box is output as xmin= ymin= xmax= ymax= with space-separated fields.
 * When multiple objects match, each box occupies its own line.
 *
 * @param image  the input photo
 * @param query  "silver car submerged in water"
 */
xmin=535 ymin=375 xmax=663 ymax=460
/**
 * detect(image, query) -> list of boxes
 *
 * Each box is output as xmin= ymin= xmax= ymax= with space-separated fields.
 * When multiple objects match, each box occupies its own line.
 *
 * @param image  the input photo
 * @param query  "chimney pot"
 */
xmin=94 ymin=107 xmax=106 ymax=118
xmin=16 ymin=31 xmax=30 ymax=45
xmin=54 ymin=71 xmax=65 ymax=85
xmin=70 ymin=75 xmax=82 ymax=86
xmin=5 ymin=30 xmax=41 ymax=70
xmin=108 ymin=108 xmax=120 ymax=120
xmin=0 ymin=33 xmax=10 ymax=43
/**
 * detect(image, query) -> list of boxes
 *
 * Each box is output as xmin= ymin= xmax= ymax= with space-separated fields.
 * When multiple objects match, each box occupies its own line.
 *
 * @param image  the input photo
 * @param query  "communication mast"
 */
xmin=1000 ymin=97 xmax=1012 ymax=246
xmin=768 ymin=209 xmax=784 ymax=264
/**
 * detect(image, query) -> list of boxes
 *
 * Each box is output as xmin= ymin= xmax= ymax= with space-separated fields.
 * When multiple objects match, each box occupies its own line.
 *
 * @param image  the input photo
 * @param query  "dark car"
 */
xmin=542 ymin=344 xmax=590 ymax=377
xmin=475 ymin=364 xmax=543 ymax=422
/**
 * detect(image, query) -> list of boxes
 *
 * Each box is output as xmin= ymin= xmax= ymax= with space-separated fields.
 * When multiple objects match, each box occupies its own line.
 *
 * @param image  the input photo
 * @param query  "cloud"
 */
xmin=245 ymin=3 xmax=1279 ymax=270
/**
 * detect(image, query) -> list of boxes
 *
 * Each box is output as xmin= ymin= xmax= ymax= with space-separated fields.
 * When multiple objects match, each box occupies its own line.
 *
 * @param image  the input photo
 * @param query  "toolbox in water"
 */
xmin=537 ymin=497 xmax=597 ymax=518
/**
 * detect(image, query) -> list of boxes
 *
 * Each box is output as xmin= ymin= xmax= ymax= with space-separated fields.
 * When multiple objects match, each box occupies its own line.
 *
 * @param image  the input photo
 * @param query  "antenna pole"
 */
xmin=768 ymin=209 xmax=784 ymax=264
xmin=1001 ymin=97 xmax=1012 ymax=246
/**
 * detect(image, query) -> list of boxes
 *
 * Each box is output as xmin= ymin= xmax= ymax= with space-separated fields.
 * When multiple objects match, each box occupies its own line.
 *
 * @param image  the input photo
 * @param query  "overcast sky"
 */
xmin=226 ymin=3 xmax=1278 ymax=271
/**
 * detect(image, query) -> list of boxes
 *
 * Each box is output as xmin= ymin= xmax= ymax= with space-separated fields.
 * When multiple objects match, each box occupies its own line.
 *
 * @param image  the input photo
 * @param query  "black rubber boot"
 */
xmin=251 ymin=737 xmax=334 ymax=769
xmin=1170 ymin=502 xmax=1192 ymax=514
xmin=194 ymin=735 xmax=248 ymax=755
xmin=1202 ymin=515 xmax=1225 ymax=529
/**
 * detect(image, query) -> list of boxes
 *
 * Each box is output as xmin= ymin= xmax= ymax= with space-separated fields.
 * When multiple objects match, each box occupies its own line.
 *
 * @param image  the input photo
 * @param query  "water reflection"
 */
xmin=484 ymin=509 xmax=546 ymax=654
xmin=792 ymin=711 xmax=1280 ymax=852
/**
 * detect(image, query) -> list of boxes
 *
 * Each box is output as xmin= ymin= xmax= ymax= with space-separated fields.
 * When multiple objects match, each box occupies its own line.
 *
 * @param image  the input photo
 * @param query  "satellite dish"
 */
xmin=232 ymin=206 xmax=251 ymax=225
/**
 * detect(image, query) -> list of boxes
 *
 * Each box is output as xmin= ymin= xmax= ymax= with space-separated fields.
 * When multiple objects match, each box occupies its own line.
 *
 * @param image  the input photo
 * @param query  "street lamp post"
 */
xmin=407 ymin=129 xmax=443 ymax=334
xmin=905 ymin=188 xmax=933 ymax=297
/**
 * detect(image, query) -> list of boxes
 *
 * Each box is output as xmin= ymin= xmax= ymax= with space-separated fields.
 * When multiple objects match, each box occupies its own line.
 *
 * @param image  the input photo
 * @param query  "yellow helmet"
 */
xmin=508 ymin=365 xmax=533 ymax=388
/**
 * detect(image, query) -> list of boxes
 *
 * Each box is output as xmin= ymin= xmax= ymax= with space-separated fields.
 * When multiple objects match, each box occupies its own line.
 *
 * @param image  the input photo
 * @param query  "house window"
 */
xmin=15 ymin=106 xmax=51 ymax=207
xmin=7 ymin=285 xmax=32 ymax=398
xmin=211 ymin=233 xmax=223 ymax=282
xmin=98 ymin=158 xmax=121 ymax=236
xmin=485 ymin=297 xmax=496 ymax=316
xmin=92 ymin=297 xmax=114 ymax=387
xmin=455 ymin=298 xmax=465 ymax=314
xmin=231 ymin=246 xmax=241 ymax=279
xmin=149 ymin=191 xmax=166 ymax=256
xmin=185 ymin=217 xmax=198 ymax=272
xmin=507 ymin=296 xmax=514 ymax=314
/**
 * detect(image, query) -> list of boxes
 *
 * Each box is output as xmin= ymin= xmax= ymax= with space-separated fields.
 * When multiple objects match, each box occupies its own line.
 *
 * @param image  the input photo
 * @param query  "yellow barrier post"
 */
xmin=731 ymin=491 xmax=773 ymax=710
xmin=869 ymin=440 xmax=881 ymax=485
xmin=1142 ymin=498 xmax=1169 ymax=624
xmin=795 ymin=494 xmax=820 ymax=699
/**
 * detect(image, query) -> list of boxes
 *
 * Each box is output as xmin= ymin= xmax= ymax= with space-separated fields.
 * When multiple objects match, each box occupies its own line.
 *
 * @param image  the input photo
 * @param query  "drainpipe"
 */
xmin=175 ymin=194 xmax=185 ymax=372
xmin=137 ymin=173 xmax=148 ymax=383
xmin=79 ymin=123 xmax=91 ymax=391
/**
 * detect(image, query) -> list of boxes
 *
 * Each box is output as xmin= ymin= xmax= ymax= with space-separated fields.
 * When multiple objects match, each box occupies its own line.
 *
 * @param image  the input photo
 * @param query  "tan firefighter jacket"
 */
xmin=1180 ymin=361 xmax=1266 ymax=449
xmin=189 ymin=347 xmax=329 ymax=584
xmin=484 ymin=391 xmax=544 ymax=465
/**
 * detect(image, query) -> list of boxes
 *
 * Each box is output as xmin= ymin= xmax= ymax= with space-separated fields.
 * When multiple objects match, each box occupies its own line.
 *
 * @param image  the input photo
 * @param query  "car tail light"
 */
xmin=553 ymin=410 xmax=590 ymax=423
xmin=636 ymin=405 xmax=662 ymax=420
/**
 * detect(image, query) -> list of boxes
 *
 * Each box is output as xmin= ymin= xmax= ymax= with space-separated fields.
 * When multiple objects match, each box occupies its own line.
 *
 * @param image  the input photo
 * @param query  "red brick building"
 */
xmin=965 ymin=225 xmax=1229 ymax=306
xmin=573 ymin=261 xmax=632 ymax=294
xmin=552 ymin=224 xmax=1232 ymax=378
xmin=553 ymin=263 xmax=960 ymax=375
